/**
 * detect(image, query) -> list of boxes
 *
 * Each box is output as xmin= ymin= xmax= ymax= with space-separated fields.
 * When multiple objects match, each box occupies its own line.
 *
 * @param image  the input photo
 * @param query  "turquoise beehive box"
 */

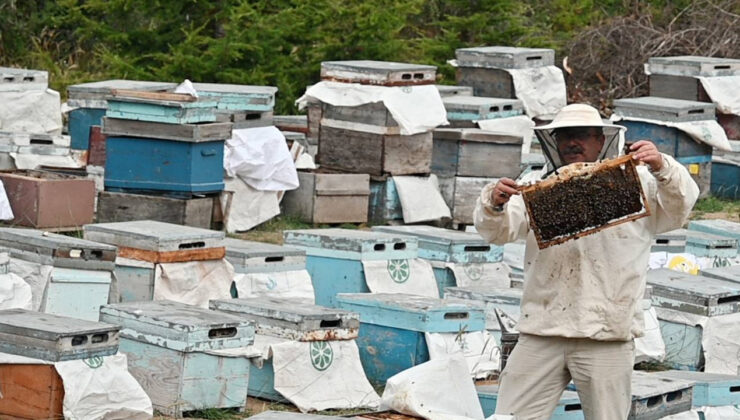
xmin=652 ymin=228 xmax=738 ymax=258
xmin=444 ymin=286 xmax=522 ymax=343
xmin=649 ymin=269 xmax=740 ymax=370
xmin=192 ymin=83 xmax=277 ymax=112
xmin=282 ymin=228 xmax=418 ymax=307
xmin=477 ymin=385 xmax=584 ymax=420
xmin=689 ymin=219 xmax=740 ymax=247
xmin=652 ymin=370 xmax=740 ymax=408
xmin=224 ymin=238 xmax=308 ymax=298
xmin=335 ymin=292 xmax=485 ymax=386
xmin=99 ymin=300 xmax=254 ymax=416
xmin=372 ymin=225 xmax=503 ymax=297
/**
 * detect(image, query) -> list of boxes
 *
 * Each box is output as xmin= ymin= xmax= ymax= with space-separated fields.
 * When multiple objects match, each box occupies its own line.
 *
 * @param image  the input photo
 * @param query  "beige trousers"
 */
xmin=495 ymin=334 xmax=635 ymax=420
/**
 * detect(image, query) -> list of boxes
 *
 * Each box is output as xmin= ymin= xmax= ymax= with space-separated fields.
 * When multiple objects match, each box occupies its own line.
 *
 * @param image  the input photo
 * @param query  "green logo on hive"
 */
xmin=83 ymin=356 xmax=104 ymax=369
xmin=309 ymin=341 xmax=333 ymax=371
xmin=387 ymin=259 xmax=410 ymax=284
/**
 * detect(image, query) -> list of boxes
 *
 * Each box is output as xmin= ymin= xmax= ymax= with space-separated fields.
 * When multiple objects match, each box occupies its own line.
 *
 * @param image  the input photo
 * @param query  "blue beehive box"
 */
xmin=711 ymin=140 xmax=740 ymax=199
xmin=334 ymin=292 xmax=485 ymax=386
xmin=191 ymin=83 xmax=277 ymax=112
xmin=105 ymin=135 xmax=225 ymax=193
xmin=444 ymin=286 xmax=522 ymax=343
xmin=368 ymin=177 xmax=403 ymax=224
xmin=652 ymin=370 xmax=740 ymax=408
xmin=106 ymin=92 xmax=218 ymax=124
xmin=689 ymin=219 xmax=740 ymax=245
xmin=67 ymin=80 xmax=177 ymax=150
xmin=649 ymin=269 xmax=740 ymax=370
xmin=652 ymin=228 xmax=738 ymax=258
xmin=372 ymin=225 xmax=503 ymax=297
xmin=477 ymin=385 xmax=584 ymax=420
xmin=442 ymin=96 xmax=523 ymax=128
xmin=99 ymin=300 xmax=255 ymax=416
xmin=282 ymin=229 xmax=418 ymax=307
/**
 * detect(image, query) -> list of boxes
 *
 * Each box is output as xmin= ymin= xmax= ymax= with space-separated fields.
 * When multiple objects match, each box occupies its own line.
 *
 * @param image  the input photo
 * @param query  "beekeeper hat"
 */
xmin=534 ymin=104 xmax=626 ymax=170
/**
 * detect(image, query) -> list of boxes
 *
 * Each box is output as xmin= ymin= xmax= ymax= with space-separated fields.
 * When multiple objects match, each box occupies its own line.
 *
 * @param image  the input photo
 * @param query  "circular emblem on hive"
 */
xmin=387 ymin=259 xmax=411 ymax=284
xmin=463 ymin=263 xmax=483 ymax=281
xmin=83 ymin=356 xmax=104 ymax=369
xmin=310 ymin=341 xmax=333 ymax=371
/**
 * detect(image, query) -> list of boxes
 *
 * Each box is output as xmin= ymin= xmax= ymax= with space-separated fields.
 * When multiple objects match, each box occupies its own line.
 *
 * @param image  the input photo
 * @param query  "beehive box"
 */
xmin=437 ymin=176 xmax=501 ymax=225
xmin=215 ymin=109 xmax=274 ymax=129
xmin=335 ymin=292 xmax=485 ymax=386
xmin=101 ymin=115 xmax=232 ymax=142
xmin=104 ymin=135 xmax=225 ymax=194
xmin=274 ymin=115 xmax=309 ymax=134
xmin=435 ymin=84 xmax=474 ymax=97
xmin=210 ymin=297 xmax=359 ymax=341
xmin=282 ymin=171 xmax=370 ymax=224
xmin=647 ymin=56 xmax=740 ymax=101
xmin=614 ymin=97 xmax=716 ymax=122
xmin=700 ymin=265 xmax=740 ymax=284
xmin=442 ymin=96 xmax=523 ymax=128
xmin=83 ymin=220 xmax=225 ymax=263
xmin=652 ymin=228 xmax=738 ymax=258
xmin=0 ymin=170 xmax=95 ymax=229
xmin=689 ymin=219 xmax=740 ymax=243
xmin=372 ymin=225 xmax=504 ymax=296
xmin=321 ymin=101 xmax=399 ymax=130
xmin=191 ymin=83 xmax=277 ymax=111
xmin=0 ymin=131 xmax=70 ymax=147
xmin=99 ymin=300 xmax=255 ymax=416
xmin=0 ymin=227 xmax=116 ymax=270
xmin=0 ymin=309 xmax=120 ymax=361
xmin=629 ymin=371 xmax=694 ymax=420
xmin=712 ymin=142 xmax=740 ymax=199
xmin=96 ymin=191 xmax=216 ymax=229
xmin=0 ymin=364 xmax=64 ymax=420
xmin=318 ymin=123 xmax=433 ymax=176
xmin=455 ymin=46 xmax=555 ymax=98
xmin=477 ymin=385 xmax=583 ymax=419
xmin=106 ymin=90 xmax=218 ymax=124
xmin=649 ymin=269 xmax=740 ymax=370
xmin=320 ymin=60 xmax=437 ymax=86
xmin=114 ymin=257 xmax=156 ymax=302
xmin=444 ymin=286 xmax=522 ymax=340
xmin=652 ymin=370 xmax=740 ymax=408
xmin=283 ymin=229 xmax=418 ymax=307
xmin=0 ymin=66 xmax=48 ymax=91
xmin=367 ymin=177 xmax=403 ymax=224
xmin=223 ymin=238 xmax=306 ymax=274
xmin=432 ymin=128 xmax=523 ymax=178
xmin=519 ymin=155 xmax=650 ymax=249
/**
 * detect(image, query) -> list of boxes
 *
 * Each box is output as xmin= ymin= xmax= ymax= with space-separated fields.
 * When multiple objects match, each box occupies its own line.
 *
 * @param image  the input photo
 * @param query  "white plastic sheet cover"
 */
xmin=0 ymin=273 xmax=33 ymax=310
xmin=611 ymin=115 xmax=732 ymax=152
xmin=656 ymin=307 xmax=740 ymax=375
xmin=634 ymin=306 xmax=666 ymax=363
xmin=699 ymin=76 xmax=740 ymax=115
xmin=54 ymin=353 xmax=153 ymax=420
xmin=392 ymin=175 xmax=451 ymax=223
xmin=11 ymin=151 xmax=85 ymax=170
xmin=362 ymin=258 xmax=439 ymax=298
xmin=380 ymin=354 xmax=485 ymax=420
xmin=173 ymin=79 xmax=199 ymax=98
xmin=153 ymin=259 xmax=234 ymax=308
xmin=476 ymin=115 xmax=535 ymax=155
xmin=8 ymin=257 xmax=53 ymax=311
xmin=233 ymin=269 xmax=315 ymax=303
xmin=297 ymin=81 xmax=449 ymax=135
xmin=436 ymin=261 xmax=511 ymax=289
xmin=222 ymin=176 xmax=280 ymax=232
xmin=0 ymin=89 xmax=63 ymax=134
xmin=425 ymin=331 xmax=499 ymax=380
xmin=224 ymin=126 xmax=299 ymax=191
xmin=504 ymin=66 xmax=566 ymax=119
xmin=267 ymin=337 xmax=380 ymax=412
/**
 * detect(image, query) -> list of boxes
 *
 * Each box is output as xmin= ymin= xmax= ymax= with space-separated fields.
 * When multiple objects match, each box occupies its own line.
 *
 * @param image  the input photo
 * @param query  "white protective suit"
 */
xmin=473 ymin=154 xmax=699 ymax=341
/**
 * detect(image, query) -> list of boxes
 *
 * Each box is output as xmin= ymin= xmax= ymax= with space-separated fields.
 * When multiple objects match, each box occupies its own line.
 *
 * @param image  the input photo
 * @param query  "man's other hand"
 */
xmin=630 ymin=140 xmax=664 ymax=172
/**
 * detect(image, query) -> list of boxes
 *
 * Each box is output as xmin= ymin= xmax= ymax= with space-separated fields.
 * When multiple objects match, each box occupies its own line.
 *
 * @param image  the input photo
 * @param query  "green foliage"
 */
xmin=0 ymin=0 xmax=705 ymax=113
xmin=692 ymin=196 xmax=740 ymax=218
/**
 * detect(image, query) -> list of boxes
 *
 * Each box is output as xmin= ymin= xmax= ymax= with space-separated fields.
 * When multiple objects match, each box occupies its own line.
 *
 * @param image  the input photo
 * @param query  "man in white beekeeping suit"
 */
xmin=473 ymin=104 xmax=699 ymax=419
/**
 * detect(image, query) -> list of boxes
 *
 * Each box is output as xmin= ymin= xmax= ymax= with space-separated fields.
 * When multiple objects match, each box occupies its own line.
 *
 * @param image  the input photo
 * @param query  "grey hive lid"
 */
xmin=631 ymin=371 xmax=694 ymax=399
xmin=613 ymin=96 xmax=715 ymax=121
xmin=191 ymin=83 xmax=278 ymax=95
xmin=647 ymin=55 xmax=740 ymax=76
xmin=432 ymin=128 xmax=523 ymax=144
xmin=0 ymin=308 xmax=119 ymax=340
xmin=0 ymin=227 xmax=117 ymax=252
xmin=211 ymin=296 xmax=358 ymax=321
xmin=0 ymin=67 xmax=48 ymax=84
xmin=100 ymin=300 xmax=249 ymax=331
xmin=83 ymin=220 xmax=224 ymax=251
xmin=372 ymin=224 xmax=491 ymax=245
xmin=444 ymin=286 xmax=523 ymax=304
xmin=223 ymin=237 xmax=305 ymax=259
xmin=67 ymin=79 xmax=176 ymax=95
xmin=455 ymin=46 xmax=555 ymax=68
xmin=283 ymin=228 xmax=416 ymax=251
xmin=321 ymin=60 xmax=437 ymax=72
xmin=647 ymin=269 xmax=740 ymax=299
xmin=337 ymin=292 xmax=480 ymax=312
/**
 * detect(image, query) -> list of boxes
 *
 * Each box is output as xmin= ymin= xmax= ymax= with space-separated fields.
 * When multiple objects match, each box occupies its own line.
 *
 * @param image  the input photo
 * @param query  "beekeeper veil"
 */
xmin=534 ymin=104 xmax=626 ymax=172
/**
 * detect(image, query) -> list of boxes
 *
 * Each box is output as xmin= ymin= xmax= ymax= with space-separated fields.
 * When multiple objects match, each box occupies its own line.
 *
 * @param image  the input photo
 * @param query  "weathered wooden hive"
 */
xmin=282 ymin=171 xmax=370 ymax=224
xmin=519 ymin=155 xmax=650 ymax=249
xmin=320 ymin=60 xmax=437 ymax=86
xmin=441 ymin=95 xmax=524 ymax=128
xmin=192 ymin=82 xmax=277 ymax=128
xmin=0 ymin=66 xmax=49 ymax=92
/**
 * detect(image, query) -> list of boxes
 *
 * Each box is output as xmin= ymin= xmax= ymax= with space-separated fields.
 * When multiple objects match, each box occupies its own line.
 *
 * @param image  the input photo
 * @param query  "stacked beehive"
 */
xmin=287 ymin=60 xmax=446 ymax=225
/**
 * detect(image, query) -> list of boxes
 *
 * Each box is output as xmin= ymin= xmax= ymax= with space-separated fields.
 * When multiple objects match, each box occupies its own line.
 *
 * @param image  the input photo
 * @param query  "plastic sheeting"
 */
xmin=271 ymin=338 xmax=380 ymax=412
xmin=635 ymin=306 xmax=666 ymax=363
xmin=224 ymin=126 xmax=299 ymax=191
xmin=0 ymin=89 xmax=63 ymax=134
xmin=297 ymin=81 xmax=448 ymax=135
xmin=425 ymin=331 xmax=499 ymax=379
xmin=11 ymin=151 xmax=85 ymax=170
xmin=222 ymin=176 xmax=280 ymax=233
xmin=649 ymin=252 xmax=740 ymax=274
xmin=433 ymin=261 xmax=511 ymax=289
xmin=655 ymin=307 xmax=740 ymax=375
xmin=8 ymin=257 xmax=52 ymax=311
xmin=0 ymin=272 xmax=32 ymax=310
xmin=476 ymin=115 xmax=535 ymax=155
xmin=361 ymin=258 xmax=439 ymax=298
xmin=504 ymin=67 xmax=566 ymax=119
xmin=173 ymin=79 xmax=199 ymax=98
xmin=699 ymin=76 xmax=740 ymax=115
xmin=380 ymin=354 xmax=485 ymax=420
xmin=611 ymin=115 xmax=732 ymax=152
xmin=392 ymin=175 xmax=451 ymax=223
xmin=233 ymin=269 xmax=315 ymax=303
xmin=153 ymin=259 xmax=234 ymax=308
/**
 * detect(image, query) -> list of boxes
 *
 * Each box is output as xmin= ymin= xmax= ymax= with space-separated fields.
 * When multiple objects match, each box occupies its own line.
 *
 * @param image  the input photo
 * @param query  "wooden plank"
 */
xmin=0 ymin=364 xmax=64 ymax=419
xmin=110 ymin=88 xmax=196 ymax=102
xmin=117 ymin=245 xmax=226 ymax=263
xmin=102 ymin=117 xmax=232 ymax=142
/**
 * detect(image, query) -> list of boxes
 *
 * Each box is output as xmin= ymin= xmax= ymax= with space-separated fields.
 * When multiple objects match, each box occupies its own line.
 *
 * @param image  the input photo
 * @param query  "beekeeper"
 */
xmin=474 ymin=103 xmax=699 ymax=420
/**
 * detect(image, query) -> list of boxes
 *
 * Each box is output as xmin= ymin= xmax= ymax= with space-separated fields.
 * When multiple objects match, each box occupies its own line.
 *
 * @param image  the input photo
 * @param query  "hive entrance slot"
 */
xmin=208 ymin=327 xmax=237 ymax=339
xmin=23 ymin=76 xmax=35 ymax=82
xmin=656 ymin=239 xmax=670 ymax=244
xmin=714 ymin=65 xmax=731 ymax=70
xmin=413 ymin=73 xmax=425 ymax=79
xmin=717 ymin=295 xmax=740 ymax=305
xmin=401 ymin=74 xmax=412 ymax=80
xmin=666 ymin=391 xmax=682 ymax=402
xmin=646 ymin=396 xmax=662 ymax=407
xmin=490 ymin=106 xmax=500 ymax=112
xmin=71 ymin=335 xmax=87 ymax=346
xmin=464 ymin=245 xmax=491 ymax=252
xmin=443 ymin=312 xmax=469 ymax=320
xmin=504 ymin=105 xmax=513 ymax=111
xmin=265 ymin=256 xmax=284 ymax=263
xmin=3 ymin=77 xmax=14 ymax=82
xmin=30 ymin=138 xmax=53 ymax=145
xmin=319 ymin=320 xmax=341 ymax=328
xmin=179 ymin=241 xmax=205 ymax=250
xmin=91 ymin=334 xmax=108 ymax=343
xmin=564 ymin=404 xmax=582 ymax=411
xmin=526 ymin=56 xmax=542 ymax=61
xmin=393 ymin=243 xmax=406 ymax=250
xmin=730 ymin=386 xmax=740 ymax=393
xmin=688 ymin=109 xmax=704 ymax=114
xmin=245 ymin=113 xmax=261 ymax=120
xmin=374 ymin=244 xmax=386 ymax=251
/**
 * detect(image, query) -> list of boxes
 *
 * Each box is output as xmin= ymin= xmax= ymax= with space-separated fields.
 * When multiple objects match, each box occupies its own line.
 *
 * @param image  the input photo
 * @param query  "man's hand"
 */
xmin=491 ymin=178 xmax=519 ymax=206
xmin=630 ymin=140 xmax=663 ymax=172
